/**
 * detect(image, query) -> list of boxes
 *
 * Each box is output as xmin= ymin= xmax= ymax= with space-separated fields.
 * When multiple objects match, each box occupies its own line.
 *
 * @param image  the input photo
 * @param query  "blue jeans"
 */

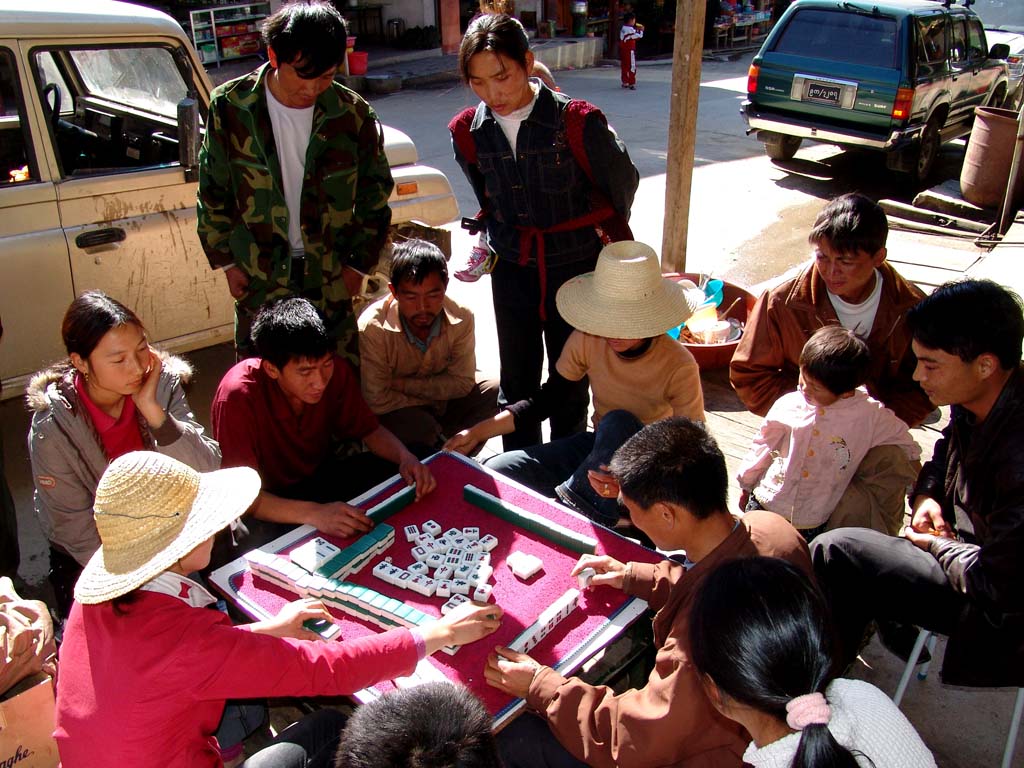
xmin=241 ymin=708 xmax=347 ymax=768
xmin=484 ymin=410 xmax=643 ymax=527
xmin=497 ymin=713 xmax=588 ymax=768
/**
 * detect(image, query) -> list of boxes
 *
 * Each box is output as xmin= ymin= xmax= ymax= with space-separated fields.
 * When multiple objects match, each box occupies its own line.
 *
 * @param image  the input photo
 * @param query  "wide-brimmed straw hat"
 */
xmin=74 ymin=452 xmax=260 ymax=604
xmin=555 ymin=241 xmax=702 ymax=339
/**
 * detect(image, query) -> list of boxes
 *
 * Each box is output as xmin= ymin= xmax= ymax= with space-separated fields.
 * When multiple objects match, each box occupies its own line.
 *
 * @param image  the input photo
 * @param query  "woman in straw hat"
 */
xmin=54 ymin=451 xmax=502 ymax=767
xmin=445 ymin=241 xmax=705 ymax=531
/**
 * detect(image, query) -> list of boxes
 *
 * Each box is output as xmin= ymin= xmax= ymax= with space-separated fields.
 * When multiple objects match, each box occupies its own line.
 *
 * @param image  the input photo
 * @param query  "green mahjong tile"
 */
xmin=382 ymin=598 xmax=404 ymax=615
xmin=369 ymin=593 xmax=390 ymax=611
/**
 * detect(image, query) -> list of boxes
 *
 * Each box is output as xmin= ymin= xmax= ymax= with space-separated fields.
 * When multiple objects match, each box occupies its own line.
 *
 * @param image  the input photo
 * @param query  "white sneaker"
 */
xmin=455 ymin=245 xmax=497 ymax=282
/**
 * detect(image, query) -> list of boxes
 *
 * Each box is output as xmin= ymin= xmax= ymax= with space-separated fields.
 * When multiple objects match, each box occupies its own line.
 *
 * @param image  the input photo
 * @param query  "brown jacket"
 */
xmin=729 ymin=262 xmax=933 ymax=426
xmin=525 ymin=510 xmax=812 ymax=768
xmin=357 ymin=294 xmax=477 ymax=415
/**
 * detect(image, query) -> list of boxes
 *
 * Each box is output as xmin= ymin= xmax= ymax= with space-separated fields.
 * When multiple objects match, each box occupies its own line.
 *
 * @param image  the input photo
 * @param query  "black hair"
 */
xmin=609 ymin=417 xmax=728 ymax=519
xmin=907 ymin=279 xmax=1024 ymax=370
xmin=251 ymin=297 xmax=333 ymax=369
xmin=262 ymin=0 xmax=349 ymax=78
xmin=623 ymin=11 xmax=637 ymax=23
xmin=390 ymin=239 xmax=449 ymax=288
xmin=689 ymin=557 xmax=864 ymax=768
xmin=799 ymin=326 xmax=870 ymax=397
xmin=458 ymin=13 xmax=531 ymax=82
xmin=61 ymin=290 xmax=144 ymax=360
xmin=808 ymin=193 xmax=888 ymax=258
xmin=334 ymin=682 xmax=500 ymax=768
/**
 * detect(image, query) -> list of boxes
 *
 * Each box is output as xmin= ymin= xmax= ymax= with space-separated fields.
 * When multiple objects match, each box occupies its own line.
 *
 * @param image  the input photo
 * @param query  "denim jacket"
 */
xmin=453 ymin=85 xmax=638 ymax=266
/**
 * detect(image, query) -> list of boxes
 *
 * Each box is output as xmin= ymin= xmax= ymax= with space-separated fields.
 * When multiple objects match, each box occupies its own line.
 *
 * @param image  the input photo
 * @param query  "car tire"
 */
xmin=763 ymin=135 xmax=802 ymax=161
xmin=914 ymin=117 xmax=941 ymax=185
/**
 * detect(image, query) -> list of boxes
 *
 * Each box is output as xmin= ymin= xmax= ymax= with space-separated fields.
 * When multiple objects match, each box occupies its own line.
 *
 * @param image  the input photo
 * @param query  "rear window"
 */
xmin=774 ymin=9 xmax=899 ymax=68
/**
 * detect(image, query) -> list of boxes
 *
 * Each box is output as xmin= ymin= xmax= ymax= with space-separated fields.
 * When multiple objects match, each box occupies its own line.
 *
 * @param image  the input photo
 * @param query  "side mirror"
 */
xmin=989 ymin=43 xmax=1011 ymax=60
xmin=177 ymin=93 xmax=200 ymax=182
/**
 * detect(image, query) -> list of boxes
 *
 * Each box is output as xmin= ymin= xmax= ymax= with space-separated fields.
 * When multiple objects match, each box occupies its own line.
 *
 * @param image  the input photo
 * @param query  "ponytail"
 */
xmin=689 ymin=557 xmax=869 ymax=768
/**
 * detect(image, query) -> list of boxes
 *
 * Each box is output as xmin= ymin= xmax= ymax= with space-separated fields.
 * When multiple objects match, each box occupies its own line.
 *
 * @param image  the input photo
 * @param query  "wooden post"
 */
xmin=660 ymin=0 xmax=707 ymax=272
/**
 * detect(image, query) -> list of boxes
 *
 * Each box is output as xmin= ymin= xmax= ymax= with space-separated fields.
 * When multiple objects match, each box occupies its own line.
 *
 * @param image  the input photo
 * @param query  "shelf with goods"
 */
xmin=187 ymin=2 xmax=271 ymax=66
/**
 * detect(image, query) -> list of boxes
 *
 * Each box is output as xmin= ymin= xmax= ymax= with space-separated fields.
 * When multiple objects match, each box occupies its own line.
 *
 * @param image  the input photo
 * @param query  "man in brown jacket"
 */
xmin=357 ymin=239 xmax=497 ymax=452
xmin=729 ymin=194 xmax=932 ymax=534
xmin=485 ymin=418 xmax=811 ymax=768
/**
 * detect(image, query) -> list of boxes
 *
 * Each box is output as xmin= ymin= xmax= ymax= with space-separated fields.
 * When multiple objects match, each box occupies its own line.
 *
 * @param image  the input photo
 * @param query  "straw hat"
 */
xmin=74 ymin=452 xmax=260 ymax=604
xmin=555 ymin=241 xmax=701 ymax=339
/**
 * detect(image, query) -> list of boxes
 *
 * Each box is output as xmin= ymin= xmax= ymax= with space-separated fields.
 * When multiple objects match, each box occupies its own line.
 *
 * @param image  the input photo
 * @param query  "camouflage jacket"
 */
xmin=196 ymin=64 xmax=394 ymax=317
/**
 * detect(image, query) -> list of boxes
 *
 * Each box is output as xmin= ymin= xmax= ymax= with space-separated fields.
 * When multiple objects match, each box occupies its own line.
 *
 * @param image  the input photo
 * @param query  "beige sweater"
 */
xmin=556 ymin=331 xmax=705 ymax=427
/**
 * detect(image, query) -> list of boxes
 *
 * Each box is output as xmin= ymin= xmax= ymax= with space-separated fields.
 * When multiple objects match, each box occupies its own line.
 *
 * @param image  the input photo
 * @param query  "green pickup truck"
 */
xmin=742 ymin=0 xmax=1011 ymax=183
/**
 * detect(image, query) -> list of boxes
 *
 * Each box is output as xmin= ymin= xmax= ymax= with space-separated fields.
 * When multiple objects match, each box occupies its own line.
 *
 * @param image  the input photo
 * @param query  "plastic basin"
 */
xmin=665 ymin=273 xmax=757 ymax=370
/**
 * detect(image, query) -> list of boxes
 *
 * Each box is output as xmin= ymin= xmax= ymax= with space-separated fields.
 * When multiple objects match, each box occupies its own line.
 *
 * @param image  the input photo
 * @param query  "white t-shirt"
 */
xmin=828 ymin=269 xmax=883 ymax=336
xmin=492 ymin=81 xmax=540 ymax=154
xmin=743 ymin=679 xmax=936 ymax=768
xmin=265 ymin=80 xmax=315 ymax=255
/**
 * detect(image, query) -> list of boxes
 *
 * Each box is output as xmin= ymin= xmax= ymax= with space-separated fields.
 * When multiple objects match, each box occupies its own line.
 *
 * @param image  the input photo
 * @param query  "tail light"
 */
xmin=747 ymin=64 xmax=760 ymax=95
xmin=892 ymin=87 xmax=915 ymax=120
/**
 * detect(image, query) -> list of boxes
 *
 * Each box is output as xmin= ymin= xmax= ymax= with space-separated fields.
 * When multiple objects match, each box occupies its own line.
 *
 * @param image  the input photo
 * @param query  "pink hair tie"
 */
xmin=785 ymin=693 xmax=831 ymax=731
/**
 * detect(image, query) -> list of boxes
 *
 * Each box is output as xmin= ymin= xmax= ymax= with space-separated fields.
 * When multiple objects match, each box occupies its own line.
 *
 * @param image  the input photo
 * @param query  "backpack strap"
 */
xmin=563 ymin=99 xmax=634 ymax=243
xmin=448 ymin=106 xmax=479 ymax=166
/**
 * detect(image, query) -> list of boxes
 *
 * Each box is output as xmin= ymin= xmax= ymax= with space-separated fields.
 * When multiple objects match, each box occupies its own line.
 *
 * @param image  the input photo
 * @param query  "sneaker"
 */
xmin=628 ymin=84 xmax=636 ymax=90
xmin=454 ymin=246 xmax=497 ymax=282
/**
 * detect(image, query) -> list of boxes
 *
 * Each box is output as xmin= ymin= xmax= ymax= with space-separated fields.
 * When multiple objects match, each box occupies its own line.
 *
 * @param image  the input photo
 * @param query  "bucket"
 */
xmin=347 ymin=50 xmax=368 ymax=76
xmin=961 ymin=107 xmax=1024 ymax=210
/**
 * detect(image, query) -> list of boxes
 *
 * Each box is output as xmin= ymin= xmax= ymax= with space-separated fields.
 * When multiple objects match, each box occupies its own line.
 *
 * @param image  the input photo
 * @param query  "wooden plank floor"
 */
xmin=699 ymin=367 xmax=950 ymax=513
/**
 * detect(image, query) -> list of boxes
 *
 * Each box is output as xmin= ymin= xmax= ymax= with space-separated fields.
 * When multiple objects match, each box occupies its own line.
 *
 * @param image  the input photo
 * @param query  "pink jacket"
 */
xmin=737 ymin=388 xmax=920 ymax=529
xmin=55 ymin=592 xmax=418 ymax=767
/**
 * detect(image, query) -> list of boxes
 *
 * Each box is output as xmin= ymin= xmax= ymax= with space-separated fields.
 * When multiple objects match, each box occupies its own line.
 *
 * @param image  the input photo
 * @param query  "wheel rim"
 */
xmin=918 ymin=127 xmax=938 ymax=177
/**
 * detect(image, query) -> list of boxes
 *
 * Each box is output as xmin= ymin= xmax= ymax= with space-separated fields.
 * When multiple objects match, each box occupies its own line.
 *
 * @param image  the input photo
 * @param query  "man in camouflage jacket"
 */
xmin=197 ymin=1 xmax=393 ymax=367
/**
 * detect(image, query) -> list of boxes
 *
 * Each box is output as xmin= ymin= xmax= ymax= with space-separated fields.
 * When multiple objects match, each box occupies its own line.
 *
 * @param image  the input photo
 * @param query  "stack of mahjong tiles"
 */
xmin=373 ymin=520 xmax=500 ymax=615
xmin=507 ymin=587 xmax=581 ymax=654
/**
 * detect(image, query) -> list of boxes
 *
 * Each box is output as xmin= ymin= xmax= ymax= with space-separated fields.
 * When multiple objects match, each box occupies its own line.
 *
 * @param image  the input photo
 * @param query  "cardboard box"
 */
xmin=0 ymin=675 xmax=58 ymax=768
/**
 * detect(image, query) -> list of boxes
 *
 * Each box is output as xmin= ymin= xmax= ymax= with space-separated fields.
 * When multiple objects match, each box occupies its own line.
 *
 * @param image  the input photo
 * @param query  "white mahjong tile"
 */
xmin=372 ymin=561 xmax=392 ymax=581
xmin=436 ymin=580 xmax=452 ymax=598
xmin=462 ymin=551 xmax=482 ymax=566
xmin=403 ymin=524 xmax=420 ymax=543
xmin=435 ymin=565 xmax=454 ymax=581
xmin=452 ymin=536 xmax=468 ymax=548
xmin=478 ymin=534 xmax=499 ymax=552
xmin=443 ymin=528 xmax=462 ymax=540
xmin=472 ymin=584 xmax=492 ymax=602
xmin=422 ymin=520 xmax=442 ymax=537
xmin=454 ymin=564 xmax=473 ymax=580
xmin=507 ymin=551 xmax=543 ymax=580
xmin=411 ymin=546 xmax=430 ymax=562
xmin=415 ymin=533 xmax=436 ymax=550
xmin=420 ymin=577 xmax=437 ymax=597
xmin=448 ymin=547 xmax=465 ymax=560
xmin=394 ymin=570 xmax=413 ymax=589
xmin=408 ymin=561 xmax=429 ymax=575
xmin=435 ymin=535 xmax=453 ymax=551
xmin=462 ymin=527 xmax=480 ymax=541
xmin=464 ymin=541 xmax=483 ymax=554
xmin=470 ymin=564 xmax=493 ymax=586
xmin=451 ymin=579 xmax=471 ymax=596
xmin=477 ymin=552 xmax=491 ymax=567
xmin=443 ymin=555 xmax=462 ymax=568
xmin=426 ymin=553 xmax=446 ymax=569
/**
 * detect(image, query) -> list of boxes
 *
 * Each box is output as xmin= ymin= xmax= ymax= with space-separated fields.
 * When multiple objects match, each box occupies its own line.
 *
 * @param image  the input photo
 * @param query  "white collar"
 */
xmin=139 ymin=571 xmax=218 ymax=609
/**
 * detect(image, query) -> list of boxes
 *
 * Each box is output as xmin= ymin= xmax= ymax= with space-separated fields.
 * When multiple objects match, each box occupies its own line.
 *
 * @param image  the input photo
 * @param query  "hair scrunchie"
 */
xmin=785 ymin=693 xmax=831 ymax=731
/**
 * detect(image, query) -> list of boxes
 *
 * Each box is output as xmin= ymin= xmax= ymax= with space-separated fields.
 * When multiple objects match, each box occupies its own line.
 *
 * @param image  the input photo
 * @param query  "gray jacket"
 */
xmin=26 ymin=354 xmax=221 ymax=565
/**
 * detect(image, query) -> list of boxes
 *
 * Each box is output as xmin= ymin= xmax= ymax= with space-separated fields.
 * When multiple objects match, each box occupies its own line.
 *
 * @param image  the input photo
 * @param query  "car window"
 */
xmin=30 ymin=44 xmax=195 ymax=179
xmin=774 ymin=9 xmax=898 ymax=69
xmin=917 ymin=16 xmax=947 ymax=65
xmin=0 ymin=48 xmax=37 ymax=184
xmin=967 ymin=18 xmax=987 ymax=59
xmin=950 ymin=17 xmax=968 ymax=62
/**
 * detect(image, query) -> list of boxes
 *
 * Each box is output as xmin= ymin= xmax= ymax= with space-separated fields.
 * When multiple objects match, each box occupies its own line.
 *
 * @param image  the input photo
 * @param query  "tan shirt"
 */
xmin=358 ymin=294 xmax=477 ymax=415
xmin=556 ymin=331 xmax=705 ymax=427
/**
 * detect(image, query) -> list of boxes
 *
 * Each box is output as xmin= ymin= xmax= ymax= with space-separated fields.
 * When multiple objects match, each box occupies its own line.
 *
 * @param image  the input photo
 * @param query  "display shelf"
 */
xmin=188 ymin=2 xmax=271 ymax=67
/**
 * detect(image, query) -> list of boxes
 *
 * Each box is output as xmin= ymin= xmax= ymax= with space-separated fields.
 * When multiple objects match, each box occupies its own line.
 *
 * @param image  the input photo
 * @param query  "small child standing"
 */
xmin=619 ymin=12 xmax=644 ymax=89
xmin=737 ymin=326 xmax=920 ymax=541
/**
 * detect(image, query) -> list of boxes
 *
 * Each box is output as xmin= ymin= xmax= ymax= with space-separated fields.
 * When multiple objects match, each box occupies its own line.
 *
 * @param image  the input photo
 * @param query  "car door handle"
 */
xmin=75 ymin=227 xmax=126 ymax=248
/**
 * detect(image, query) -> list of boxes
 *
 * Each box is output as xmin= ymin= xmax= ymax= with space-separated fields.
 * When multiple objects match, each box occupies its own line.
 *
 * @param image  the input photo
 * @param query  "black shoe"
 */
xmin=878 ymin=620 xmax=931 ymax=664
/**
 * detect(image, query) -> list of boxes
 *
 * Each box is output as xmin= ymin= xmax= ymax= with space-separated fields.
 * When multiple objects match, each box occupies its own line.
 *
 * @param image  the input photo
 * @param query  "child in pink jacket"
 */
xmin=737 ymin=326 xmax=920 ymax=541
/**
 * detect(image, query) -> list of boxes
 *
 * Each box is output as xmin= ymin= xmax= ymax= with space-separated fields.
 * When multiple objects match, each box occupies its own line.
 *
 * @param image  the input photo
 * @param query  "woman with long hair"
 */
xmin=27 ymin=290 xmax=220 ymax=619
xmin=689 ymin=557 xmax=936 ymax=768
xmin=450 ymin=12 xmax=639 ymax=451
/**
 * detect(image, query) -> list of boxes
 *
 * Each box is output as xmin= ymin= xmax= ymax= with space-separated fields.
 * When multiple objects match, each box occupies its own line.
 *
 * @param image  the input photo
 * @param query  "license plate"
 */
xmin=804 ymin=81 xmax=842 ymax=105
